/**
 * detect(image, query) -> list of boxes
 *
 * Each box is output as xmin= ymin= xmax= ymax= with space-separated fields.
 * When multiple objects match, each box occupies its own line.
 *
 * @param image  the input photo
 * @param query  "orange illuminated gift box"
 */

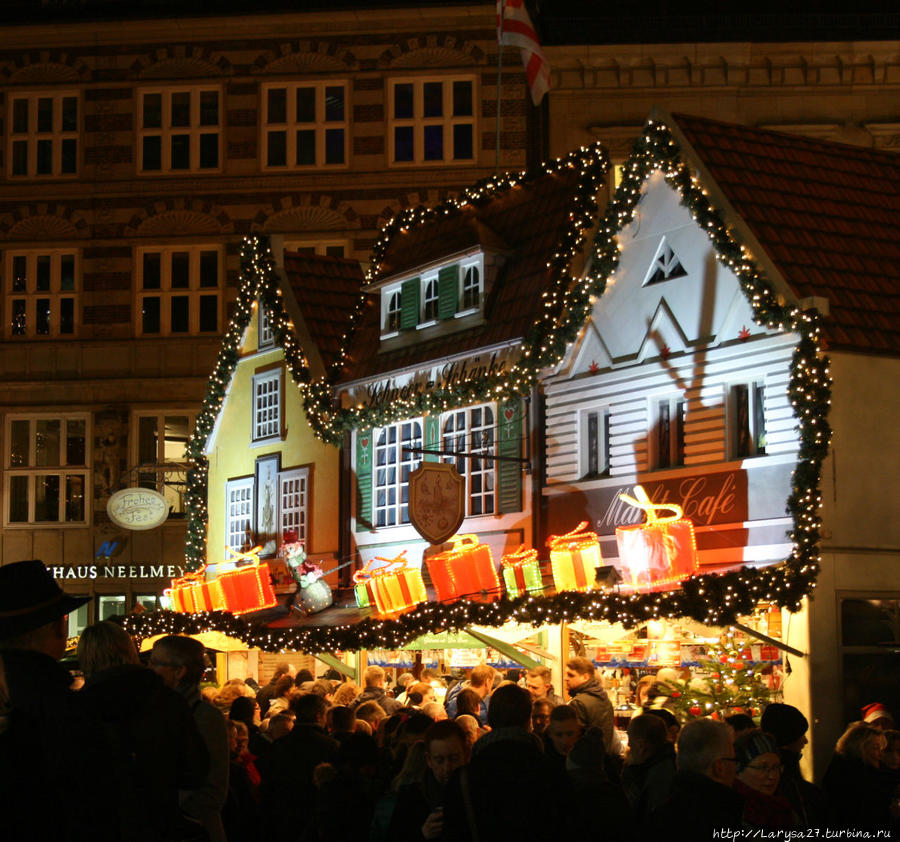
xmin=202 ymin=546 xmax=278 ymax=616
xmin=166 ymin=567 xmax=215 ymax=613
xmin=546 ymin=522 xmax=602 ymax=593
xmin=615 ymin=485 xmax=699 ymax=590
xmin=354 ymin=551 xmax=426 ymax=616
xmin=426 ymin=534 xmax=501 ymax=603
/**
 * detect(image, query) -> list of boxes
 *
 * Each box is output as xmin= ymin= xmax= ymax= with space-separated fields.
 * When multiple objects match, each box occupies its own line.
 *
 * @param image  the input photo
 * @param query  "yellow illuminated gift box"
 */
xmin=354 ymin=551 xmax=427 ymax=616
xmin=546 ymin=522 xmax=602 ymax=593
xmin=615 ymin=486 xmax=699 ymax=590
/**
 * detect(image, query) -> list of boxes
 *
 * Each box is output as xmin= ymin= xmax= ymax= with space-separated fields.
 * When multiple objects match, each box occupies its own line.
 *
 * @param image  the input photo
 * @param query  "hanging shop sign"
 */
xmin=408 ymin=461 xmax=465 ymax=545
xmin=107 ymin=488 xmax=169 ymax=531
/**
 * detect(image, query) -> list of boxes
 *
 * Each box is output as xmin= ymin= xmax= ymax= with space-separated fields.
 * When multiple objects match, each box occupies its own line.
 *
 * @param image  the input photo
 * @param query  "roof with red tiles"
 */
xmin=338 ymin=154 xmax=603 ymax=383
xmin=282 ymin=252 xmax=364 ymax=370
xmin=671 ymin=112 xmax=900 ymax=355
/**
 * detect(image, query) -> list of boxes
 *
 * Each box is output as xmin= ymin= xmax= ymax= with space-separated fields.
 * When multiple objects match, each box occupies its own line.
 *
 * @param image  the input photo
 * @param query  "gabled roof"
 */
xmin=670 ymin=112 xmax=900 ymax=355
xmin=283 ymin=252 xmax=364 ymax=371
xmin=338 ymin=146 xmax=607 ymax=384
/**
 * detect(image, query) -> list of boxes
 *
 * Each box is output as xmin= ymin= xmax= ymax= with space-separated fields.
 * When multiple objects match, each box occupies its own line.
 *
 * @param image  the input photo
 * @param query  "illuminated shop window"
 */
xmin=226 ymin=476 xmax=254 ymax=550
xmin=279 ymin=467 xmax=309 ymax=544
xmin=374 ymin=420 xmax=422 ymax=527
xmin=252 ymin=368 xmax=283 ymax=442
xmin=442 ymin=404 xmax=495 ymax=516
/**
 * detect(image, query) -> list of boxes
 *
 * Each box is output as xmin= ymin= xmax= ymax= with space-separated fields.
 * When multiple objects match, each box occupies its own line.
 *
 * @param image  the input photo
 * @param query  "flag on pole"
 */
xmin=497 ymin=0 xmax=551 ymax=106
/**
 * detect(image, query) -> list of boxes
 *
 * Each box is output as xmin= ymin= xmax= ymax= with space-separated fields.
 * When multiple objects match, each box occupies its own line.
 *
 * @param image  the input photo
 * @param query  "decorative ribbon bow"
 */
xmin=502 ymin=545 xmax=538 ymax=569
xmin=618 ymin=485 xmax=683 ymax=525
xmin=546 ymin=521 xmax=600 ymax=549
xmin=171 ymin=564 xmax=207 ymax=587
xmin=353 ymin=550 xmax=408 ymax=584
xmin=225 ymin=545 xmax=263 ymax=568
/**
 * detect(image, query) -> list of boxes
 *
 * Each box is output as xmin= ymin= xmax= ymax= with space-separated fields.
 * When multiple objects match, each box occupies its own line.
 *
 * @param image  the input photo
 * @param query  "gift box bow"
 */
xmin=224 ymin=545 xmax=265 ymax=569
xmin=618 ymin=485 xmax=684 ymax=525
xmin=353 ymin=550 xmax=409 ymax=583
xmin=501 ymin=546 xmax=539 ymax=569
xmin=546 ymin=521 xmax=601 ymax=550
xmin=171 ymin=564 xmax=208 ymax=589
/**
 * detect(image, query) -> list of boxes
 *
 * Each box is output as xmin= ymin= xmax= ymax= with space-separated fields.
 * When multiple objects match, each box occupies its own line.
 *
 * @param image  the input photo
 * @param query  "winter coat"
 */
xmin=80 ymin=664 xmax=209 ymax=841
xmin=823 ymin=752 xmax=895 ymax=829
xmin=568 ymin=677 xmax=615 ymax=751
xmin=621 ymin=742 xmax=677 ymax=821
xmin=443 ymin=681 xmax=488 ymax=726
xmin=734 ymin=779 xmax=797 ymax=829
xmin=775 ymin=747 xmax=827 ymax=827
xmin=387 ymin=768 xmax=448 ymax=842
xmin=353 ymin=684 xmax=401 ymax=715
xmin=0 ymin=648 xmax=119 ymax=842
xmin=645 ymin=770 xmax=744 ymax=841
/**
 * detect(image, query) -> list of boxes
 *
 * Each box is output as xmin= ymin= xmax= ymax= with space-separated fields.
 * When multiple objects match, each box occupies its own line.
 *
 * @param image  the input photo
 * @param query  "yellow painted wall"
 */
xmin=204 ymin=307 xmax=341 ymax=566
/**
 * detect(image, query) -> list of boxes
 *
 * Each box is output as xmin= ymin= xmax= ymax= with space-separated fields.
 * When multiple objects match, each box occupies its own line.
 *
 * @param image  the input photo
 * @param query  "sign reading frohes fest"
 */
xmin=544 ymin=461 xmax=795 ymax=570
xmin=107 ymin=488 xmax=169 ymax=531
xmin=341 ymin=347 xmax=518 ymax=409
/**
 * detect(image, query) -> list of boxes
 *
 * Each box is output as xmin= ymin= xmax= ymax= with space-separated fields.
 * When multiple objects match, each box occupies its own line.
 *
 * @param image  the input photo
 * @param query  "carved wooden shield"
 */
xmin=408 ymin=461 xmax=465 ymax=545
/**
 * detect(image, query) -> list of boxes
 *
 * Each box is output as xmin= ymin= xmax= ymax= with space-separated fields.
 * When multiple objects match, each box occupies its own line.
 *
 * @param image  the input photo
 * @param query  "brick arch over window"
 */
xmin=378 ymin=36 xmax=485 ymax=69
xmin=253 ymin=41 xmax=358 ymax=74
xmin=0 ymin=52 xmax=91 ymax=83
xmin=0 ymin=205 xmax=88 ymax=239
xmin=132 ymin=46 xmax=232 ymax=79
xmin=125 ymin=199 xmax=234 ymax=237
xmin=252 ymin=196 xmax=360 ymax=234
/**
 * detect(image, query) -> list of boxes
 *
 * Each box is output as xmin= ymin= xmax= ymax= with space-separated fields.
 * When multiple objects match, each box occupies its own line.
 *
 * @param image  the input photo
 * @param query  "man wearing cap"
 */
xmin=761 ymin=702 xmax=826 ymax=827
xmin=0 ymin=559 xmax=117 ymax=841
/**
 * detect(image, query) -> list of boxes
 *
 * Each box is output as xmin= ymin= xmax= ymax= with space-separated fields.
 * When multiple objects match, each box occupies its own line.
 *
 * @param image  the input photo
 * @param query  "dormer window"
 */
xmin=380 ymin=255 xmax=485 ymax=338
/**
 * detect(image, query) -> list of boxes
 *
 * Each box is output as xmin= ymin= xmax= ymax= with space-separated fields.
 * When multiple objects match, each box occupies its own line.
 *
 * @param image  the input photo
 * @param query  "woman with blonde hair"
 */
xmin=77 ymin=621 xmax=208 ymax=841
xmin=332 ymin=681 xmax=361 ymax=708
xmin=823 ymin=721 xmax=893 ymax=829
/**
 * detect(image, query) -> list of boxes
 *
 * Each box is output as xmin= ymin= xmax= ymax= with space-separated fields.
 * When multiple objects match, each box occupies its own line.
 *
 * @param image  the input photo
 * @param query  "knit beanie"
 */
xmin=760 ymin=703 xmax=808 ymax=747
xmin=734 ymin=729 xmax=779 ymax=771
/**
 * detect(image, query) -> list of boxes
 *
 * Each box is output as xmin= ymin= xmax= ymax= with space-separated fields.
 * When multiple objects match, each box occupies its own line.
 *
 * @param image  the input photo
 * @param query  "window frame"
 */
xmin=282 ymin=238 xmax=350 ymax=259
xmin=7 ymin=91 xmax=80 ymax=178
xmin=261 ymin=80 xmax=349 ymax=170
xmin=441 ymin=403 xmax=496 ymax=517
xmin=459 ymin=259 xmax=482 ymax=314
xmin=4 ymin=412 xmax=91 ymax=527
xmin=137 ymin=86 xmax=222 ymax=174
xmin=728 ymin=380 xmax=767 ymax=460
xmin=258 ymin=302 xmax=275 ymax=350
xmin=251 ymin=365 xmax=285 ymax=444
xmin=650 ymin=394 xmax=686 ymax=470
xmin=135 ymin=244 xmax=222 ymax=337
xmin=4 ymin=249 xmax=80 ymax=338
xmin=278 ymin=466 xmax=310 ymax=545
xmin=131 ymin=411 xmax=196 ymax=517
xmin=388 ymin=75 xmax=476 ymax=166
xmin=578 ymin=405 xmax=611 ymax=479
xmin=225 ymin=475 xmax=255 ymax=551
xmin=373 ymin=419 xmax=423 ymax=528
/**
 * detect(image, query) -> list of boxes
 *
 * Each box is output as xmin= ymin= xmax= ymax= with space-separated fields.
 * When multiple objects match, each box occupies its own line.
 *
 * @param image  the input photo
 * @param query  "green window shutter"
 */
xmin=400 ymin=278 xmax=420 ymax=329
xmin=438 ymin=264 xmax=459 ymax=320
xmin=497 ymin=400 xmax=523 ymax=514
xmin=424 ymin=414 xmax=440 ymax=462
xmin=356 ymin=428 xmax=373 ymax=530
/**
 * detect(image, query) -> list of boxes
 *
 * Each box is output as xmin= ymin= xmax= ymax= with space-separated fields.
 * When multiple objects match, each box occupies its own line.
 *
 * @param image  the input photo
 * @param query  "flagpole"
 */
xmin=496 ymin=0 xmax=504 ymax=175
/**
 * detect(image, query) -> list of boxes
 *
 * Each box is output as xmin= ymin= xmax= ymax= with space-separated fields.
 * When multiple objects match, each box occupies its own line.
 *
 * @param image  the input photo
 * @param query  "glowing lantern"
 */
xmin=500 ymin=545 xmax=544 ymax=598
xmin=615 ymin=485 xmax=699 ymax=590
xmin=353 ymin=551 xmax=426 ymax=616
xmin=546 ymin=522 xmax=602 ymax=593
xmin=425 ymin=534 xmax=501 ymax=603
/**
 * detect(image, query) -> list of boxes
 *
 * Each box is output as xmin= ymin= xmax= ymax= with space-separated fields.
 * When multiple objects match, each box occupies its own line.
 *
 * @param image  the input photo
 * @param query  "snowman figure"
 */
xmin=282 ymin=540 xmax=333 ymax=616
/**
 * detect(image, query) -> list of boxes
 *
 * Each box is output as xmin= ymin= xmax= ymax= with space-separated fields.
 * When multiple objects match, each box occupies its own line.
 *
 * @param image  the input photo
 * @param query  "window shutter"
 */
xmin=424 ymin=414 xmax=440 ymax=462
xmin=356 ymin=428 xmax=373 ymax=530
xmin=438 ymin=264 xmax=459 ymax=320
xmin=497 ymin=400 xmax=522 ymax=514
xmin=400 ymin=278 xmax=420 ymax=329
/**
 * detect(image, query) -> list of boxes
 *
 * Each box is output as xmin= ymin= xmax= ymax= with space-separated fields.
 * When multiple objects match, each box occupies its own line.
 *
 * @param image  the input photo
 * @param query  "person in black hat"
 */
xmin=760 ymin=702 xmax=826 ymax=827
xmin=0 ymin=559 xmax=118 ymax=841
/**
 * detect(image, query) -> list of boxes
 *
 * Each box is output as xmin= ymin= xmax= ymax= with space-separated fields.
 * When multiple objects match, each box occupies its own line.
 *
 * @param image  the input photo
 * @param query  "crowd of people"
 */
xmin=2 ymin=559 xmax=899 ymax=842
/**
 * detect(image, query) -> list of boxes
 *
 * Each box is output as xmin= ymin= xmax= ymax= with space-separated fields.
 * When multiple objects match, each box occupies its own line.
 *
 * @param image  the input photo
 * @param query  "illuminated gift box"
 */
xmin=615 ymin=485 xmax=698 ymax=590
xmin=167 ymin=567 xmax=214 ymax=613
xmin=500 ymin=545 xmax=544 ymax=598
xmin=425 ymin=534 xmax=501 ymax=603
xmin=354 ymin=551 xmax=426 ymax=616
xmin=207 ymin=546 xmax=278 ymax=615
xmin=546 ymin=522 xmax=602 ymax=593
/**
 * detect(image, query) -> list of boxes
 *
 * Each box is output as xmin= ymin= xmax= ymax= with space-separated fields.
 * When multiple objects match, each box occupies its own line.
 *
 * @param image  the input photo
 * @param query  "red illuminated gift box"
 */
xmin=354 ymin=551 xmax=426 ymax=616
xmin=425 ymin=534 xmax=501 ymax=603
xmin=207 ymin=546 xmax=278 ymax=615
xmin=546 ymin=522 xmax=602 ymax=593
xmin=615 ymin=485 xmax=699 ymax=590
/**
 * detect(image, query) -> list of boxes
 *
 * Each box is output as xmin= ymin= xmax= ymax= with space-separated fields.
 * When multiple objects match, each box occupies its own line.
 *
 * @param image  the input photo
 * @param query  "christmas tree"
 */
xmin=659 ymin=629 xmax=774 ymax=721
